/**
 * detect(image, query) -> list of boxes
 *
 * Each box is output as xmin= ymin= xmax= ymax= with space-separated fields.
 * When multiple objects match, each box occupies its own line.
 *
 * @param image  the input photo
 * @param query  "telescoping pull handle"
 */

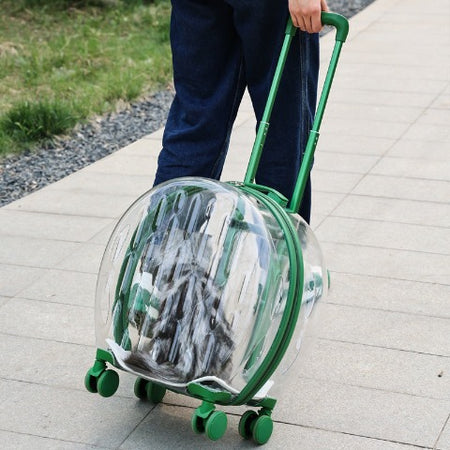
xmin=243 ymin=12 xmax=349 ymax=214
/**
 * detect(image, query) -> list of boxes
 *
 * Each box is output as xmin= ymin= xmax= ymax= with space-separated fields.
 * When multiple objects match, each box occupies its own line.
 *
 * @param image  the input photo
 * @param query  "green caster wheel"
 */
xmin=97 ymin=369 xmax=119 ymax=398
xmin=134 ymin=377 xmax=148 ymax=400
xmin=205 ymin=410 xmax=227 ymax=441
xmin=191 ymin=412 xmax=206 ymax=435
xmin=84 ymin=369 xmax=98 ymax=394
xmin=252 ymin=415 xmax=273 ymax=445
xmin=134 ymin=378 xmax=166 ymax=403
xmin=238 ymin=410 xmax=258 ymax=440
xmin=145 ymin=381 xmax=166 ymax=404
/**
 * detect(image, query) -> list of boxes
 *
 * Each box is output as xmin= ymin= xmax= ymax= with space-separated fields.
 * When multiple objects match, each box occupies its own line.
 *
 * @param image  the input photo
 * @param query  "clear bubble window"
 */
xmin=95 ymin=178 xmax=327 ymax=397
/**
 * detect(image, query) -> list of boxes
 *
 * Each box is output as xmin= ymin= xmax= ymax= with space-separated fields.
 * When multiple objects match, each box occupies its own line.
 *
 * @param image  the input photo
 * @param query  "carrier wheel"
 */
xmin=146 ymin=382 xmax=166 ymax=404
xmin=134 ymin=378 xmax=166 ymax=403
xmin=134 ymin=377 xmax=148 ymax=399
xmin=191 ymin=412 xmax=206 ymax=435
xmin=84 ymin=369 xmax=98 ymax=394
xmin=205 ymin=410 xmax=227 ymax=441
xmin=238 ymin=410 xmax=258 ymax=440
xmin=252 ymin=415 xmax=273 ymax=445
xmin=97 ymin=369 xmax=119 ymax=398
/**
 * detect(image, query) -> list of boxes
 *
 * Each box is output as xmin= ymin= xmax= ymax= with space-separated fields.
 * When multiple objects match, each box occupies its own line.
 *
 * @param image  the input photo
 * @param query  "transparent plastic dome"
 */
xmin=270 ymin=214 xmax=328 ymax=381
xmin=95 ymin=177 xmax=327 ymax=399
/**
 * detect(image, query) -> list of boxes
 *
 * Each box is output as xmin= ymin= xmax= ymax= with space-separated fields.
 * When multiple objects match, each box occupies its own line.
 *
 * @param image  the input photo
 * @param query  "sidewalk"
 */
xmin=1 ymin=0 xmax=449 ymax=448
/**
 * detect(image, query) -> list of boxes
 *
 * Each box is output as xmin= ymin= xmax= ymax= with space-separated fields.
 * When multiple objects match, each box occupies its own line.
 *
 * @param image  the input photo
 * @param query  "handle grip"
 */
xmin=285 ymin=11 xmax=349 ymax=42
xmin=321 ymin=12 xmax=349 ymax=42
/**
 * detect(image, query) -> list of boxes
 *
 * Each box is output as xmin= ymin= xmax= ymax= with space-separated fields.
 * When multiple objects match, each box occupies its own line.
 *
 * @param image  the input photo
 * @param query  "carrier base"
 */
xmin=85 ymin=348 xmax=275 ymax=445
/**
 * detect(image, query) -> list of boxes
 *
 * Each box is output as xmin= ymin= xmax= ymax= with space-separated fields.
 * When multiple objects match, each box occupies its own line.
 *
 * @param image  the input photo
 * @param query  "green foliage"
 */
xmin=0 ymin=129 xmax=14 ymax=156
xmin=0 ymin=0 xmax=171 ymax=157
xmin=1 ymin=100 xmax=79 ymax=149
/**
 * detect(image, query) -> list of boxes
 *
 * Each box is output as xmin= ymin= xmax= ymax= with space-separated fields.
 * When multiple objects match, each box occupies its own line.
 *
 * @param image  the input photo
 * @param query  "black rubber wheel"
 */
xmin=238 ymin=410 xmax=258 ymax=440
xmin=133 ymin=377 xmax=148 ymax=399
xmin=84 ymin=369 xmax=98 ymax=394
xmin=191 ymin=412 xmax=206 ymax=435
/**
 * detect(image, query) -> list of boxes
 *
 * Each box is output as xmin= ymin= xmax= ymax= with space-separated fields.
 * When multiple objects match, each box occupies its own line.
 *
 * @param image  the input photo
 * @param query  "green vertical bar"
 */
xmin=244 ymin=19 xmax=297 ymax=185
xmin=288 ymin=40 xmax=343 ymax=214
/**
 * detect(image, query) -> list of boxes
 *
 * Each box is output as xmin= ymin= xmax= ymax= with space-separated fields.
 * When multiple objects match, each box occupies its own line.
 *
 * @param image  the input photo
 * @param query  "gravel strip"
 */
xmin=0 ymin=0 xmax=375 ymax=207
xmin=0 ymin=91 xmax=174 ymax=206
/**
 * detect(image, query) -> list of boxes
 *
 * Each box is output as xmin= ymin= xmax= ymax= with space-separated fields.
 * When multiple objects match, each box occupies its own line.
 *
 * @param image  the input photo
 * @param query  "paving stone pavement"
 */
xmin=1 ymin=0 xmax=449 ymax=448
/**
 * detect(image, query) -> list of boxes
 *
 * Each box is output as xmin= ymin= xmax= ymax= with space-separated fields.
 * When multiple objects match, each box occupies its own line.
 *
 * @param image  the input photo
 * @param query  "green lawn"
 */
xmin=0 ymin=0 xmax=172 ymax=157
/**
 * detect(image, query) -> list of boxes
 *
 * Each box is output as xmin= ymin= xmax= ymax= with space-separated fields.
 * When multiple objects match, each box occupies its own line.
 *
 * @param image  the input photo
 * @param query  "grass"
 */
xmin=0 ymin=0 xmax=172 ymax=157
xmin=1 ymin=100 xmax=79 ymax=142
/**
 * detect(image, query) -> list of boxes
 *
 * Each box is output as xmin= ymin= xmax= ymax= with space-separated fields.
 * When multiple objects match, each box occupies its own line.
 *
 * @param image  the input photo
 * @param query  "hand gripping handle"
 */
xmin=284 ymin=12 xmax=349 ymax=42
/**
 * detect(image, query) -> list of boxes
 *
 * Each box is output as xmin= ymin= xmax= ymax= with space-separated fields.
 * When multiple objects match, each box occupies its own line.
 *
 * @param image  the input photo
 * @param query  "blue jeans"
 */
xmin=154 ymin=0 xmax=319 ymax=222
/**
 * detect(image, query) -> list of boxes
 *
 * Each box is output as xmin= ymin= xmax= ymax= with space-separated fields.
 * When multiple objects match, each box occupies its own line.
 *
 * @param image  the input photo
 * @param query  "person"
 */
xmin=154 ymin=0 xmax=329 ymax=223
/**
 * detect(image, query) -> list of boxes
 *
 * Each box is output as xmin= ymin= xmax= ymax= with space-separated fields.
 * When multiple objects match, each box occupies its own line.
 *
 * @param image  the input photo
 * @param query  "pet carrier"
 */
xmin=85 ymin=12 xmax=349 ymax=445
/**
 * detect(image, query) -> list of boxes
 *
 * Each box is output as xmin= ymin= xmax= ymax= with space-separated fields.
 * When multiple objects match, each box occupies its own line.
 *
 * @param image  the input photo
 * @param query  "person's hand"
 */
xmin=288 ymin=0 xmax=329 ymax=33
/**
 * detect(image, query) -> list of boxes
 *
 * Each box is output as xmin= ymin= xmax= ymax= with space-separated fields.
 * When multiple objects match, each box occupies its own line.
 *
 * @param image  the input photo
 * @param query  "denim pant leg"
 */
xmin=154 ymin=0 xmax=246 ymax=185
xmin=155 ymin=0 xmax=319 ymax=222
